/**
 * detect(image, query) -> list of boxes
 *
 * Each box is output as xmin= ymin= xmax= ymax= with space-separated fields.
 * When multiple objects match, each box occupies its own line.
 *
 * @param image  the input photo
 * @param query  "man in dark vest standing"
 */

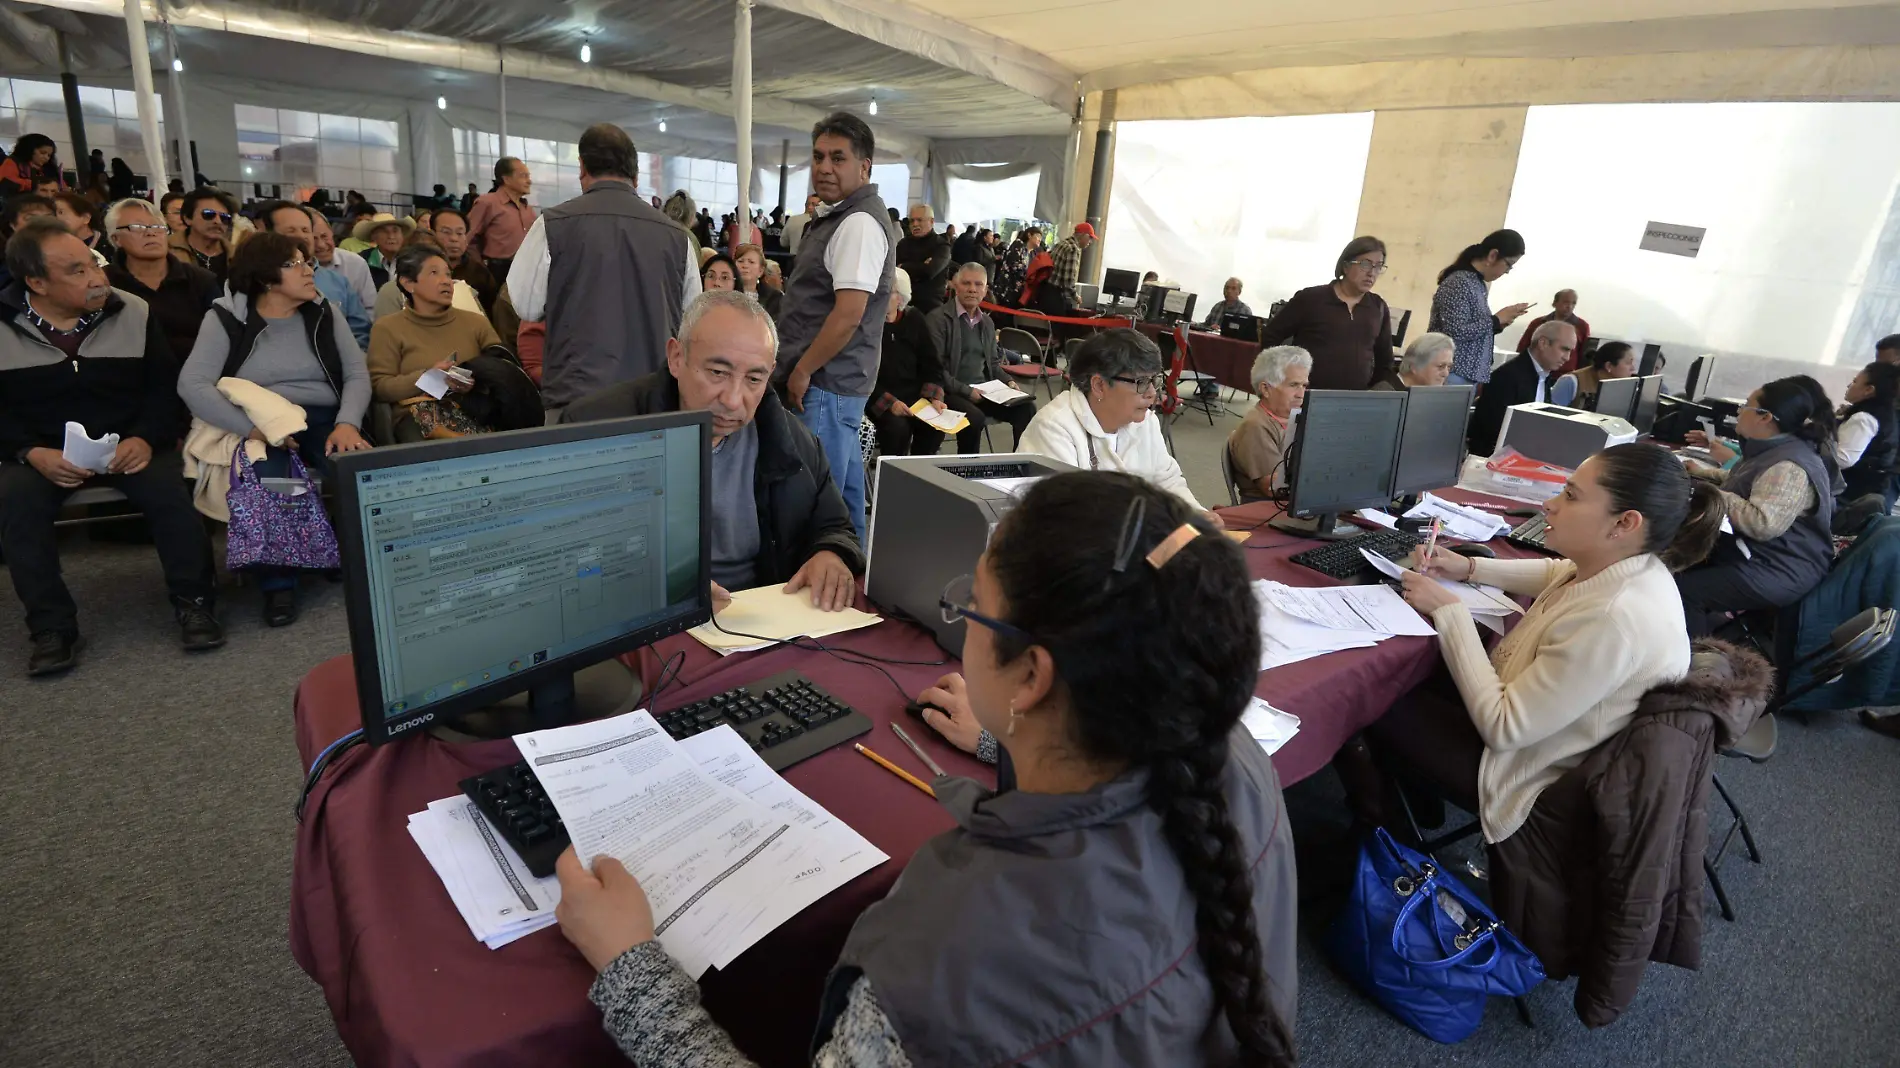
xmin=776 ymin=111 xmax=894 ymax=541
xmin=509 ymin=123 xmax=700 ymax=422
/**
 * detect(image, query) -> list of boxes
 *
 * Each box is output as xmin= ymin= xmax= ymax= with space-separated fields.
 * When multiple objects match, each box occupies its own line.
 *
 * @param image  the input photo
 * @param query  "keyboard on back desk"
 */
xmin=459 ymin=669 xmax=874 ymax=879
xmin=1289 ymin=528 xmax=1423 ymax=581
xmin=1505 ymin=513 xmax=1555 ymax=553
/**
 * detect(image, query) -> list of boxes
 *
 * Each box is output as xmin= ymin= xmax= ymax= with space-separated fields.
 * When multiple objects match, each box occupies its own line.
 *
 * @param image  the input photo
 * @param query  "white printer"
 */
xmin=1497 ymin=403 xmax=1637 ymax=470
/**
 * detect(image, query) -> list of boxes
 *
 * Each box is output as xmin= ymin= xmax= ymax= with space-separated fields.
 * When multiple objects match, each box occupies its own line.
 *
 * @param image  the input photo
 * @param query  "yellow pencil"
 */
xmin=855 ymin=743 xmax=936 ymax=798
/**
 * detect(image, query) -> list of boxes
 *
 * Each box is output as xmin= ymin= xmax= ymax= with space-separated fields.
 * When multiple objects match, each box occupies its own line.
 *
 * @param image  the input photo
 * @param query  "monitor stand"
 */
xmin=1268 ymin=510 xmax=1361 ymax=541
xmin=430 ymin=660 xmax=643 ymax=743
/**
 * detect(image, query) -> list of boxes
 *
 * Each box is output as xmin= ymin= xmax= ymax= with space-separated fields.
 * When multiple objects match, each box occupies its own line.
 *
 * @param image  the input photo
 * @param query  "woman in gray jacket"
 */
xmin=554 ymin=471 xmax=1299 ymax=1067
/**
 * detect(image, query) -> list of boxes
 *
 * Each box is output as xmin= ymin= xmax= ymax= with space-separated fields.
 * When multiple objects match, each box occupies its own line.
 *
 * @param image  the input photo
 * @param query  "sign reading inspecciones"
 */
xmin=1639 ymin=221 xmax=1706 ymax=258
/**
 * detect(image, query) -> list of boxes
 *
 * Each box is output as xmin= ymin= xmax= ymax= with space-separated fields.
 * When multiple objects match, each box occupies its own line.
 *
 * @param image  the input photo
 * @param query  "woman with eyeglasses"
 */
xmin=1428 ymin=229 xmax=1533 ymax=387
xmin=178 ymin=231 xmax=372 ymax=627
xmin=103 ymin=198 xmax=220 ymax=364
xmin=1017 ymin=328 xmax=1215 ymax=520
xmin=553 ymin=472 xmax=1299 ymax=1066
xmin=1257 ymin=235 xmax=1398 ymax=390
xmin=1676 ymin=376 xmax=1843 ymax=636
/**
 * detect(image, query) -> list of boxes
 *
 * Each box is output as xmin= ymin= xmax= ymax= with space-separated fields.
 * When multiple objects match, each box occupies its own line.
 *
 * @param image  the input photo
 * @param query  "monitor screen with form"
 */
xmin=336 ymin=416 xmax=711 ymax=742
xmin=1392 ymin=385 xmax=1476 ymax=496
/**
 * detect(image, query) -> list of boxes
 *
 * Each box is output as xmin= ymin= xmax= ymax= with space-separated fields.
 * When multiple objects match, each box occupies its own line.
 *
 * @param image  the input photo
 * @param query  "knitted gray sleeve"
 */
xmin=590 ymin=941 xmax=912 ymax=1068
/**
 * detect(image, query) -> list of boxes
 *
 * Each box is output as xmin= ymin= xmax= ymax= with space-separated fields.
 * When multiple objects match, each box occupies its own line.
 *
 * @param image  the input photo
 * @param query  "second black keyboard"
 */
xmin=653 ymin=669 xmax=873 ymax=772
xmin=1505 ymin=513 xmax=1556 ymax=554
xmin=1289 ymin=528 xmax=1423 ymax=580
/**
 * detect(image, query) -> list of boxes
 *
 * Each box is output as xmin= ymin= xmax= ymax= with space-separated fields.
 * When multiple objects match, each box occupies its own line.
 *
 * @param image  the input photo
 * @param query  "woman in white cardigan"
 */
xmin=1018 ymin=328 xmax=1217 ymax=521
xmin=1367 ymin=443 xmax=1725 ymax=844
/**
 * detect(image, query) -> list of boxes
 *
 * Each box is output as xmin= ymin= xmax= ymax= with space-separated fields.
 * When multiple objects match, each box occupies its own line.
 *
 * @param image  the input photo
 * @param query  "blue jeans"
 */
xmin=251 ymin=405 xmax=336 ymax=594
xmin=798 ymin=386 xmax=869 ymax=543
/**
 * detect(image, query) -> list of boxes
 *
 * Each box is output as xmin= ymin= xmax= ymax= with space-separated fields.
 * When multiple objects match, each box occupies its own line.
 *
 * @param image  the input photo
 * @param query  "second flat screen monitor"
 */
xmin=1592 ymin=375 xmax=1641 ymax=421
xmin=1392 ymin=384 xmax=1476 ymax=496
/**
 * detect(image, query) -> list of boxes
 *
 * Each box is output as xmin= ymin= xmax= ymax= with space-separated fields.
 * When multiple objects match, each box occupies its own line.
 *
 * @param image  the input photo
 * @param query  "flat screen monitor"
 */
xmin=1592 ymin=375 xmax=1641 ymax=421
xmin=1102 ymin=267 xmax=1140 ymax=301
xmin=1684 ymin=354 xmax=1718 ymax=401
xmin=1631 ymin=374 xmax=1665 ymax=434
xmin=1390 ymin=308 xmax=1412 ymax=348
xmin=333 ymin=413 xmax=714 ymax=744
xmin=1275 ymin=389 xmax=1407 ymax=538
xmin=1138 ymin=284 xmax=1169 ymax=322
xmin=1638 ymin=344 xmax=1663 ymax=377
xmin=1392 ymin=384 xmax=1477 ymax=496
xmin=1221 ymin=313 xmax=1259 ymax=341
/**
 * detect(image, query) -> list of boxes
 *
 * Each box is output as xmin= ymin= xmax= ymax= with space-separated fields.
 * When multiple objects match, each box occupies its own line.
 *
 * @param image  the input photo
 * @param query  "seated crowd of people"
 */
xmin=2 ymin=115 xmax=1896 ymax=1065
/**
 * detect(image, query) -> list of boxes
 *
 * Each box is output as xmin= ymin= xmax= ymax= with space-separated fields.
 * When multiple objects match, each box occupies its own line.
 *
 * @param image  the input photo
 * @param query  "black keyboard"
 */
xmin=460 ymin=671 xmax=872 ymax=878
xmin=1289 ymin=528 xmax=1423 ymax=580
xmin=1505 ymin=513 xmax=1557 ymax=554
xmin=460 ymin=761 xmax=569 ymax=878
xmin=652 ymin=670 xmax=872 ymax=770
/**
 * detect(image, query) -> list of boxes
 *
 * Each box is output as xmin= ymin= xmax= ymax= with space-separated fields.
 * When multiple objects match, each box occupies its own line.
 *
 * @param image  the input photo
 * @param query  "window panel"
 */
xmin=13 ymin=80 xmax=63 ymax=112
xmin=281 ymin=111 xmax=320 ymax=139
xmin=361 ymin=119 xmax=399 ymax=148
xmin=361 ymin=147 xmax=397 ymax=174
xmin=319 ymin=142 xmax=361 ymax=168
xmin=319 ymin=113 xmax=360 ymax=143
xmin=235 ymin=104 xmax=278 ymax=134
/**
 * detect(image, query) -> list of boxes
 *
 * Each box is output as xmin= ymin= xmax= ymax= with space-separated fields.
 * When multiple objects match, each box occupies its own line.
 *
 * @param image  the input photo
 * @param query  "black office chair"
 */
xmin=1705 ymin=607 xmax=1895 ymax=921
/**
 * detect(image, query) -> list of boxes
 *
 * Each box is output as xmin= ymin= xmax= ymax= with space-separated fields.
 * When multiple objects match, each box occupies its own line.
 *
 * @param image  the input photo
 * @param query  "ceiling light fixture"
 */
xmin=437 ymin=96 xmax=447 ymax=110
xmin=171 ymin=57 xmax=184 ymax=72
xmin=580 ymin=36 xmax=591 ymax=64
xmin=868 ymin=97 xmax=878 ymax=116
xmin=658 ymin=119 xmax=667 ymax=133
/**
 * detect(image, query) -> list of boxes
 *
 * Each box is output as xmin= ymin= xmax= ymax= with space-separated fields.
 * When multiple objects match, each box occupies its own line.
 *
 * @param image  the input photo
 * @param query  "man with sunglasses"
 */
xmin=170 ymin=187 xmax=236 ymax=283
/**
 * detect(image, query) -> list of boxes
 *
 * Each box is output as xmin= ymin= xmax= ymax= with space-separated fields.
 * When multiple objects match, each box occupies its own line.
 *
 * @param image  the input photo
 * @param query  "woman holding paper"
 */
xmin=555 ymin=472 xmax=1299 ymax=1066
xmin=366 ymin=246 xmax=506 ymax=441
xmin=865 ymin=270 xmax=950 ymax=458
xmin=1348 ymin=443 xmax=1722 ymax=845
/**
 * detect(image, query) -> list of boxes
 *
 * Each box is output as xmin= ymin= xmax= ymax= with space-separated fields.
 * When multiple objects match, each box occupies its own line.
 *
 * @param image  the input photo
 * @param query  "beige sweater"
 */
xmin=1430 ymin=553 xmax=1691 ymax=843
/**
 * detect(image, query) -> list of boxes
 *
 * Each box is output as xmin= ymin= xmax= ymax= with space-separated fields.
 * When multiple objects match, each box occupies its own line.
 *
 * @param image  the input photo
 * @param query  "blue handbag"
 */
xmin=1326 ymin=828 xmax=1545 ymax=1043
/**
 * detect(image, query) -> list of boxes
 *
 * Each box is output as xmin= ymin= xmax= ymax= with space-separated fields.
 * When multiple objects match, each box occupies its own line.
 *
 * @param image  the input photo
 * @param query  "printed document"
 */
xmin=971 ymin=379 xmax=1031 ymax=404
xmin=1241 ymin=697 xmax=1302 ymax=754
xmin=687 ymin=585 xmax=882 ymax=654
xmin=908 ymin=401 xmax=970 ymax=434
xmin=1402 ymin=493 xmax=1510 ymax=542
xmin=515 ymin=711 xmax=801 ymax=977
xmin=414 ymin=367 xmax=452 ymax=399
xmin=1357 ymin=549 xmax=1522 ymax=617
xmin=1257 ymin=580 xmax=1435 ymax=637
xmin=407 ymin=796 xmax=560 ymax=949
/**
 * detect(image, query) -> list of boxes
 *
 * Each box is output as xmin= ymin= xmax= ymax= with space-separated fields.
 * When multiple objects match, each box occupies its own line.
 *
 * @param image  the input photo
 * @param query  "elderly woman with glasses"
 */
xmin=1227 ymin=345 xmax=1311 ymax=502
xmin=1372 ymin=331 xmax=1457 ymax=391
xmin=1256 ymin=235 xmax=1397 ymax=390
xmin=179 ymin=230 xmax=372 ymax=628
xmin=103 ymin=198 xmax=221 ymax=363
xmin=1017 ymin=328 xmax=1214 ymax=521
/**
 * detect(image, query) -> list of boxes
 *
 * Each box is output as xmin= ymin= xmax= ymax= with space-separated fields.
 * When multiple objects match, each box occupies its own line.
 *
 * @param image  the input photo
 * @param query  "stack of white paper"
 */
xmin=1241 ymin=697 xmax=1302 ymax=754
xmin=1402 ymin=492 xmax=1512 ymax=542
xmin=62 ymin=421 xmax=119 ymax=473
xmin=407 ymin=796 xmax=562 ymax=949
xmin=1253 ymin=579 xmax=1431 ymax=669
xmin=971 ymin=379 xmax=1031 ymax=405
xmin=513 ymin=714 xmax=888 ymax=977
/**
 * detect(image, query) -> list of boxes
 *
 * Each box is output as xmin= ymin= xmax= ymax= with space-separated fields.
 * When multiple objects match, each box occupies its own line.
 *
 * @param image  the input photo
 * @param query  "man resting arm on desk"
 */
xmin=561 ymin=290 xmax=863 ymax=610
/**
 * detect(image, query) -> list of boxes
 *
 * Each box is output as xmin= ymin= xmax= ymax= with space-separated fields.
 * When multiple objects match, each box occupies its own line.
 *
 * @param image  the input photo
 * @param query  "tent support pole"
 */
xmin=1081 ymin=89 xmax=1117 ymax=283
xmin=734 ymin=0 xmax=755 ymax=238
xmin=122 ymin=0 xmax=168 ymax=192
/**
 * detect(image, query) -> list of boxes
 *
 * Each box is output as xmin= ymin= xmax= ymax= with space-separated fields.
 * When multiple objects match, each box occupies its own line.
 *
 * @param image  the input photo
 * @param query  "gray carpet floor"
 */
xmin=0 ymin=391 xmax=1895 ymax=1067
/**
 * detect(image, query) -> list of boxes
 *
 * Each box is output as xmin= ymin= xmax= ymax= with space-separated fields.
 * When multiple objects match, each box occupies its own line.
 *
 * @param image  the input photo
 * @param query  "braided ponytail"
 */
xmin=987 ymin=472 xmax=1296 ymax=1066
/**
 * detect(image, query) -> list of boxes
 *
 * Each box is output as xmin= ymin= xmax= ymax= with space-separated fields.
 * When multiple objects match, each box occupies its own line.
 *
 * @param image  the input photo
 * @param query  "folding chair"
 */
xmin=1218 ymin=444 xmax=1244 ymax=507
xmin=1167 ymin=325 xmax=1221 ymax=426
xmin=1705 ymin=607 xmax=1894 ymax=920
xmin=998 ymin=325 xmax=1066 ymax=400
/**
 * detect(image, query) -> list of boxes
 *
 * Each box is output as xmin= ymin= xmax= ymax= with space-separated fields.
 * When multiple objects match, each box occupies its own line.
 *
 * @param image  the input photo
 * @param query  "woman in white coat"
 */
xmin=1018 ymin=328 xmax=1218 ymax=523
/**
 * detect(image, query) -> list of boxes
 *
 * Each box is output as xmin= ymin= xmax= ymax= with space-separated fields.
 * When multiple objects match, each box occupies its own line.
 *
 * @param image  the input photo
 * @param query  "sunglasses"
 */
xmin=199 ymin=209 xmax=233 ymax=223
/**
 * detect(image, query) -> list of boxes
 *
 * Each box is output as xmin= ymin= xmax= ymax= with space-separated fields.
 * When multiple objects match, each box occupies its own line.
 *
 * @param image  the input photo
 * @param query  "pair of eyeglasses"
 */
xmin=1739 ymin=405 xmax=1775 ymax=419
xmin=280 ymin=259 xmax=314 ymax=273
xmin=200 ymin=209 xmax=232 ymax=223
xmin=939 ymin=574 xmax=1030 ymax=641
xmin=114 ymin=223 xmax=169 ymax=235
xmin=1347 ymin=259 xmax=1387 ymax=274
xmin=1112 ymin=373 xmax=1164 ymax=397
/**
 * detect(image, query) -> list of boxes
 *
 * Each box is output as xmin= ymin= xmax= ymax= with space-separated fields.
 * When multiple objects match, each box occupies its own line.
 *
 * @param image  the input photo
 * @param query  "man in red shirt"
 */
xmin=465 ymin=156 xmax=537 ymax=282
xmin=1515 ymin=287 xmax=1590 ymax=373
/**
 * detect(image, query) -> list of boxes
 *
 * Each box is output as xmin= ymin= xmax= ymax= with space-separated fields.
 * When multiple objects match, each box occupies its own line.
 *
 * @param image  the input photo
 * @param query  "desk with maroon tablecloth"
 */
xmin=1138 ymin=321 xmax=1261 ymax=393
xmin=289 ymin=496 xmax=1522 ymax=1068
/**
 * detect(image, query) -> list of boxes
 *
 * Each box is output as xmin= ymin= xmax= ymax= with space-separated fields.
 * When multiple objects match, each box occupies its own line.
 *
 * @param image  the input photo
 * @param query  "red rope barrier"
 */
xmin=979 ymin=302 xmax=1135 ymax=329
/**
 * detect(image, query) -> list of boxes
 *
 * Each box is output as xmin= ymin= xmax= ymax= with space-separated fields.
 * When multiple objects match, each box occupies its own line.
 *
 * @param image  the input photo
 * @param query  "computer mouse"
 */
xmin=1449 ymin=544 xmax=1497 ymax=558
xmin=905 ymin=700 xmax=947 ymax=722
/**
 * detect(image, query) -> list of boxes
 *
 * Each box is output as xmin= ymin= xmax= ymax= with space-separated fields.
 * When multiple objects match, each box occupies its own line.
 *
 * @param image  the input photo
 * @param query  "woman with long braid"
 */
xmin=554 ymin=471 xmax=1299 ymax=1066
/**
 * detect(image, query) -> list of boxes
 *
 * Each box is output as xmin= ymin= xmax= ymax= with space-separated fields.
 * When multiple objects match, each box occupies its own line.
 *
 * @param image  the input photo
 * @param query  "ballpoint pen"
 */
xmin=890 ymin=723 xmax=945 ymax=779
